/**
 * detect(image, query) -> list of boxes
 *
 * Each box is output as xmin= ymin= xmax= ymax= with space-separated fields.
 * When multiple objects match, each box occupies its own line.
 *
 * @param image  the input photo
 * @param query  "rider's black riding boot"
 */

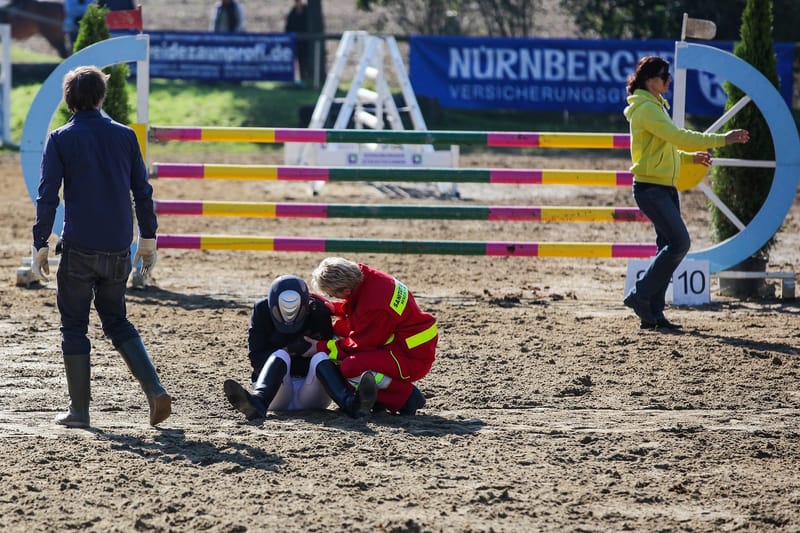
xmin=315 ymin=359 xmax=376 ymax=418
xmin=224 ymin=355 xmax=287 ymax=420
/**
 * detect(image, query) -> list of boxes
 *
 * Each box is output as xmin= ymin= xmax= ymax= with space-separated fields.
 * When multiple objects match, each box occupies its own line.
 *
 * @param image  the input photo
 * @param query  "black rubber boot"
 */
xmin=224 ymin=356 xmax=287 ymax=420
xmin=117 ymin=337 xmax=172 ymax=426
xmin=55 ymin=354 xmax=91 ymax=428
xmin=398 ymin=385 xmax=426 ymax=416
xmin=315 ymin=359 xmax=377 ymax=418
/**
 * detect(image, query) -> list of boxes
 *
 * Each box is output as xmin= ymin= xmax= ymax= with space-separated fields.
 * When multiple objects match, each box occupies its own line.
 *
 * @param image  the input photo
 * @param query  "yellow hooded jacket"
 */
xmin=623 ymin=89 xmax=727 ymax=190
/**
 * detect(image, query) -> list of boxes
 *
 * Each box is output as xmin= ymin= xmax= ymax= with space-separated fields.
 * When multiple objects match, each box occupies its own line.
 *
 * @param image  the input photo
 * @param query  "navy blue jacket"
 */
xmin=33 ymin=110 xmax=157 ymax=251
xmin=248 ymin=295 xmax=334 ymax=382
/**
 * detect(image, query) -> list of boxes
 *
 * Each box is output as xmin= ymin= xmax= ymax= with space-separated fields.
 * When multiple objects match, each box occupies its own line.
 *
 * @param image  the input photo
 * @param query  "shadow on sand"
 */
xmin=93 ymin=427 xmax=284 ymax=471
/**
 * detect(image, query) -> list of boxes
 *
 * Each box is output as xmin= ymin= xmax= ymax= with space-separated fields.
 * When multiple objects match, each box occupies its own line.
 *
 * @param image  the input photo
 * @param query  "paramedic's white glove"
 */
xmin=133 ymin=237 xmax=157 ymax=278
xmin=30 ymin=244 xmax=50 ymax=282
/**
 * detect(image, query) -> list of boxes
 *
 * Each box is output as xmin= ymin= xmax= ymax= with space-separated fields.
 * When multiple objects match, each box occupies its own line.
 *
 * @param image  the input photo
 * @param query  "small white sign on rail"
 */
xmin=624 ymin=259 xmax=710 ymax=306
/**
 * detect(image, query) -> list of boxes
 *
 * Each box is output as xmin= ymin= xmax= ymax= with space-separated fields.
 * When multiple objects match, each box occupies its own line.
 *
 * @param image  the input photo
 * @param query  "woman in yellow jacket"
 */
xmin=623 ymin=56 xmax=749 ymax=329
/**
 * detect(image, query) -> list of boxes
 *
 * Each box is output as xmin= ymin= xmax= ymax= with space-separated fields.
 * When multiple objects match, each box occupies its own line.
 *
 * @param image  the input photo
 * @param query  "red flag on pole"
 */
xmin=105 ymin=5 xmax=143 ymax=31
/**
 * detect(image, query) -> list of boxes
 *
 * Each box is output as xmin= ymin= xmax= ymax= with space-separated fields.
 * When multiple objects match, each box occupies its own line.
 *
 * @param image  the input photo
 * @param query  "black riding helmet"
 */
xmin=268 ymin=275 xmax=311 ymax=334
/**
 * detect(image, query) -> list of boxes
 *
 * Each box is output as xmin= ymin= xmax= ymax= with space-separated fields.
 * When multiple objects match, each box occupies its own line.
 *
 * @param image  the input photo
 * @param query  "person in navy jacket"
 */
xmin=31 ymin=65 xmax=171 ymax=428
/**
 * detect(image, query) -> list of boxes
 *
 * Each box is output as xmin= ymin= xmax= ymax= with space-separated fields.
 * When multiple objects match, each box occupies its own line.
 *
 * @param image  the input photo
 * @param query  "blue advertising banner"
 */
xmin=115 ymin=30 xmax=295 ymax=81
xmin=409 ymin=36 xmax=794 ymax=115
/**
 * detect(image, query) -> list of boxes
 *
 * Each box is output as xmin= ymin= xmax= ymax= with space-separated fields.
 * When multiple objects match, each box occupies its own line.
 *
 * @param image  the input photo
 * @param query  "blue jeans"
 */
xmin=56 ymin=242 xmax=139 ymax=356
xmin=631 ymin=183 xmax=690 ymax=317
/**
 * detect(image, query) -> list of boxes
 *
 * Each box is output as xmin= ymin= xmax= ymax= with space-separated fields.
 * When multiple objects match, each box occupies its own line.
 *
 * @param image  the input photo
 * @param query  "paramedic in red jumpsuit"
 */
xmin=309 ymin=257 xmax=437 ymax=415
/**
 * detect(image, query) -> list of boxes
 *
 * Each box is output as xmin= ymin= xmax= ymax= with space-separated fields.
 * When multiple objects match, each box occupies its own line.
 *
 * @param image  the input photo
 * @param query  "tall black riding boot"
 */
xmin=117 ymin=337 xmax=172 ymax=426
xmin=224 ymin=355 xmax=287 ymax=420
xmin=55 ymin=354 xmax=91 ymax=428
xmin=315 ymin=359 xmax=377 ymax=418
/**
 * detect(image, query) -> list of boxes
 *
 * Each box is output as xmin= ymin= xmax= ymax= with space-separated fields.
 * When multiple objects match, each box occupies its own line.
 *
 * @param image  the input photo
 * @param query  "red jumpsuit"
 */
xmin=314 ymin=264 xmax=437 ymax=412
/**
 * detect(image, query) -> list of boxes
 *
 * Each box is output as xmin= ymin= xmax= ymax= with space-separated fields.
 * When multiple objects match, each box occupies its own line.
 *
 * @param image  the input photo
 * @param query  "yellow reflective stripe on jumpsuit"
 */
xmin=326 ymin=339 xmax=339 ymax=360
xmin=405 ymin=323 xmax=438 ymax=349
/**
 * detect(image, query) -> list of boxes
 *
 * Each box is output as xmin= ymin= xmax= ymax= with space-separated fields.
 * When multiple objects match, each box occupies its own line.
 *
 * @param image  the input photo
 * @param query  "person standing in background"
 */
xmin=210 ymin=0 xmax=245 ymax=33
xmin=63 ymin=0 xmax=95 ymax=49
xmin=98 ymin=0 xmax=136 ymax=10
xmin=622 ymin=55 xmax=749 ymax=330
xmin=285 ymin=0 xmax=310 ymax=84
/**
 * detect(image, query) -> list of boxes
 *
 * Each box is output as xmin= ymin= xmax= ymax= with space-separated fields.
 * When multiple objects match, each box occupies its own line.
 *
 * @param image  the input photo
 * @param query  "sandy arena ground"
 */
xmin=1 ymin=142 xmax=799 ymax=532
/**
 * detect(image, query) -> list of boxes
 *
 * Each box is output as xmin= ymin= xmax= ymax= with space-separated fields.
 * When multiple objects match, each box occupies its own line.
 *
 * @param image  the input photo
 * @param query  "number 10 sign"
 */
xmin=624 ymin=259 xmax=710 ymax=306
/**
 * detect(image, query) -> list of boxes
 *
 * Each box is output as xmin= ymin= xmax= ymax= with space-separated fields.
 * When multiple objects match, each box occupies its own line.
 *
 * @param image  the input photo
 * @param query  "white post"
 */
xmin=672 ymin=40 xmax=688 ymax=128
xmin=0 ymin=24 xmax=11 ymax=145
xmin=136 ymin=33 xmax=150 ymax=162
xmin=674 ymin=13 xmax=716 ymax=127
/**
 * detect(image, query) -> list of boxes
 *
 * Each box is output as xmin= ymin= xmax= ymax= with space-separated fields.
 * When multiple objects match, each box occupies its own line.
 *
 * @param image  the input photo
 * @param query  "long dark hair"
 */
xmin=626 ymin=56 xmax=669 ymax=95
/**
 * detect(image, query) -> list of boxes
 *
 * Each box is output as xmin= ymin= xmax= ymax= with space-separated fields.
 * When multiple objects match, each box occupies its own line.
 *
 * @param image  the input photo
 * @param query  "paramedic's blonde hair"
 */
xmin=311 ymin=257 xmax=363 ymax=296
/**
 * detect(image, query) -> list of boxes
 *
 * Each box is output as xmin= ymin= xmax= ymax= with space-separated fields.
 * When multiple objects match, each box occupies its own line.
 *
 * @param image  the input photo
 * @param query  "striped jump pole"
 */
xmin=150 ymin=126 xmax=631 ymax=150
xmin=155 ymin=200 xmax=648 ymax=223
xmin=151 ymin=163 xmax=634 ymax=187
xmin=157 ymin=234 xmax=657 ymax=258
